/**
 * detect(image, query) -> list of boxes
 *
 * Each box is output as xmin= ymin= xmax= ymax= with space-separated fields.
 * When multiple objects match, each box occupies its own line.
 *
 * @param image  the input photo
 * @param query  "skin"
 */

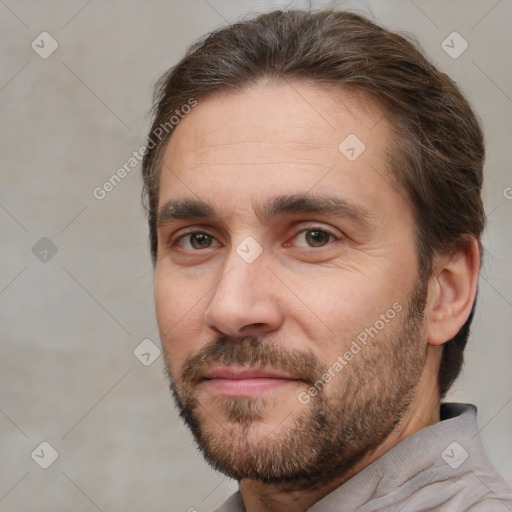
xmin=153 ymin=80 xmax=480 ymax=512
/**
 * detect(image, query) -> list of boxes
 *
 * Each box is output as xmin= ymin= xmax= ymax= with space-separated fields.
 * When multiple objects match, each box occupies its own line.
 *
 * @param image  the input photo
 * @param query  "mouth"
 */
xmin=200 ymin=366 xmax=303 ymax=397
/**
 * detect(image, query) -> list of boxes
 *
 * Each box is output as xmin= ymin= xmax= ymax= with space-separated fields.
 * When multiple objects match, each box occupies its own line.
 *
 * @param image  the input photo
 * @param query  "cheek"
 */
xmin=154 ymin=270 xmax=206 ymax=375
xmin=154 ymin=265 xmax=197 ymax=328
xmin=293 ymin=271 xmax=398 ymax=350
xmin=154 ymin=275 xmax=178 ymax=337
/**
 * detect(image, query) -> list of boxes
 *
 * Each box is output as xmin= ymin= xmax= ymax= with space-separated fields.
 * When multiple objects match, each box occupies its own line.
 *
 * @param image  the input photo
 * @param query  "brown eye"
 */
xmin=305 ymin=230 xmax=331 ymax=247
xmin=294 ymin=228 xmax=337 ymax=248
xmin=174 ymin=232 xmax=218 ymax=250
xmin=189 ymin=233 xmax=213 ymax=249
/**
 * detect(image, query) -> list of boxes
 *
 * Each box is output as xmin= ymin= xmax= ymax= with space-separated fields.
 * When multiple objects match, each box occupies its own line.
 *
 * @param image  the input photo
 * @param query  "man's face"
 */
xmin=154 ymin=81 xmax=429 ymax=484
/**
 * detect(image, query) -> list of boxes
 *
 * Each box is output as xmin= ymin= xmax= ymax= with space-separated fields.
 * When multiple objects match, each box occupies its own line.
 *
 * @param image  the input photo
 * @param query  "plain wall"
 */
xmin=1 ymin=1 xmax=511 ymax=510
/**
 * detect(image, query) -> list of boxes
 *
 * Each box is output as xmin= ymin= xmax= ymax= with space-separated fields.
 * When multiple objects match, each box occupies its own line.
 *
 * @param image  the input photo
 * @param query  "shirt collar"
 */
xmin=213 ymin=403 xmax=479 ymax=512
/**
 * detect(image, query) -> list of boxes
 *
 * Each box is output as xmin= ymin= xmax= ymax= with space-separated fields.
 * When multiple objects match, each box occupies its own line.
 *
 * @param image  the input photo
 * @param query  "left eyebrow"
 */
xmin=254 ymin=193 xmax=372 ymax=226
xmin=156 ymin=192 xmax=373 ymax=230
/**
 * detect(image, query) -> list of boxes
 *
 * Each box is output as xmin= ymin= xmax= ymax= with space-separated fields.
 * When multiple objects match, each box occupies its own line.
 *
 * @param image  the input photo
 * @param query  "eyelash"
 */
xmin=169 ymin=226 xmax=341 ymax=251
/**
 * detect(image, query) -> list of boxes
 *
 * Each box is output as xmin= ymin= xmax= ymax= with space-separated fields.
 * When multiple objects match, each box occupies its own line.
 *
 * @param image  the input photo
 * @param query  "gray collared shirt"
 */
xmin=212 ymin=403 xmax=512 ymax=511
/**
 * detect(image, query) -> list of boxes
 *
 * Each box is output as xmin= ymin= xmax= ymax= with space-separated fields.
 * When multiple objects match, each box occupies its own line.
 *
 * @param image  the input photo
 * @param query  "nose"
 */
xmin=203 ymin=247 xmax=284 ymax=338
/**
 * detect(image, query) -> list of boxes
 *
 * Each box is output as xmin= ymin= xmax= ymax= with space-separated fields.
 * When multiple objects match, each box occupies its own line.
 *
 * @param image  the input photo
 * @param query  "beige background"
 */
xmin=1 ymin=0 xmax=511 ymax=511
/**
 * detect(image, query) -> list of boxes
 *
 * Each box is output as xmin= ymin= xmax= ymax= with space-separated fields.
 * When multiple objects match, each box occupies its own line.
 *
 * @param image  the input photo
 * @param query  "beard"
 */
xmin=166 ymin=275 xmax=429 ymax=489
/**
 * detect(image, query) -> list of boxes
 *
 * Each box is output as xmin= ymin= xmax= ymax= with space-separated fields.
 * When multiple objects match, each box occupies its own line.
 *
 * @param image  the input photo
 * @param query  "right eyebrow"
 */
xmin=156 ymin=198 xmax=216 ymax=229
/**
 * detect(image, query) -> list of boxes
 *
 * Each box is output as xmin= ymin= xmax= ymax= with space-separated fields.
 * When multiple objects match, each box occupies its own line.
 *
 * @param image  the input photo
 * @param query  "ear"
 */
xmin=425 ymin=237 xmax=481 ymax=346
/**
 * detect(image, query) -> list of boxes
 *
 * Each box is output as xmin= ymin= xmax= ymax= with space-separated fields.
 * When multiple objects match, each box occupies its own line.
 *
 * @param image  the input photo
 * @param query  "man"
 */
xmin=141 ymin=8 xmax=512 ymax=512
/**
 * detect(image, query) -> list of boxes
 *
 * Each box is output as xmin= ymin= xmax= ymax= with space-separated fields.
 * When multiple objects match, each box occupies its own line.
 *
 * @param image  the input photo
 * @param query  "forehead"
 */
xmin=158 ymin=80 xmax=405 ymax=223
xmin=164 ymin=80 xmax=389 ymax=163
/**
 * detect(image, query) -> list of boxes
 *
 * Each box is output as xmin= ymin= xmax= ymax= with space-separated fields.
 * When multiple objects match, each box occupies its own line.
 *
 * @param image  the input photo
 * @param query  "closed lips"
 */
xmin=202 ymin=367 xmax=299 ymax=380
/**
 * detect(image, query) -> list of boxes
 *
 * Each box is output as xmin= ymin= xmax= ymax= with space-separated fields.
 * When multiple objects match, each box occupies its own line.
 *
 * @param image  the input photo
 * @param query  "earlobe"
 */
xmin=425 ymin=237 xmax=481 ymax=346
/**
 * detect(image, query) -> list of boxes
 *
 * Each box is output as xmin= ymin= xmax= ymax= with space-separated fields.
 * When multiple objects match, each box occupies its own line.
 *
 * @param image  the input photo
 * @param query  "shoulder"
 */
xmin=398 ymin=463 xmax=512 ymax=512
xmin=455 ymin=467 xmax=512 ymax=511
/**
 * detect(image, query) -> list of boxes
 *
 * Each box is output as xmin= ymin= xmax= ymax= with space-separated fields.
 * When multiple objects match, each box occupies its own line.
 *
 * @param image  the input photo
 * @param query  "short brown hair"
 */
xmin=141 ymin=9 xmax=485 ymax=398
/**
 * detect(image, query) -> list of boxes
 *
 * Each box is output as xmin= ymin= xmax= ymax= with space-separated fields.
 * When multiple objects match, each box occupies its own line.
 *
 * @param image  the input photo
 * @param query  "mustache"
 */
xmin=176 ymin=335 xmax=325 ymax=387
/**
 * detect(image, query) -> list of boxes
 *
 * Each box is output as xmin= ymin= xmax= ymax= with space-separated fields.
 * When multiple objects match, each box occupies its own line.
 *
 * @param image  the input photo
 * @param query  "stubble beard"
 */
xmin=167 ymin=277 xmax=428 ymax=488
